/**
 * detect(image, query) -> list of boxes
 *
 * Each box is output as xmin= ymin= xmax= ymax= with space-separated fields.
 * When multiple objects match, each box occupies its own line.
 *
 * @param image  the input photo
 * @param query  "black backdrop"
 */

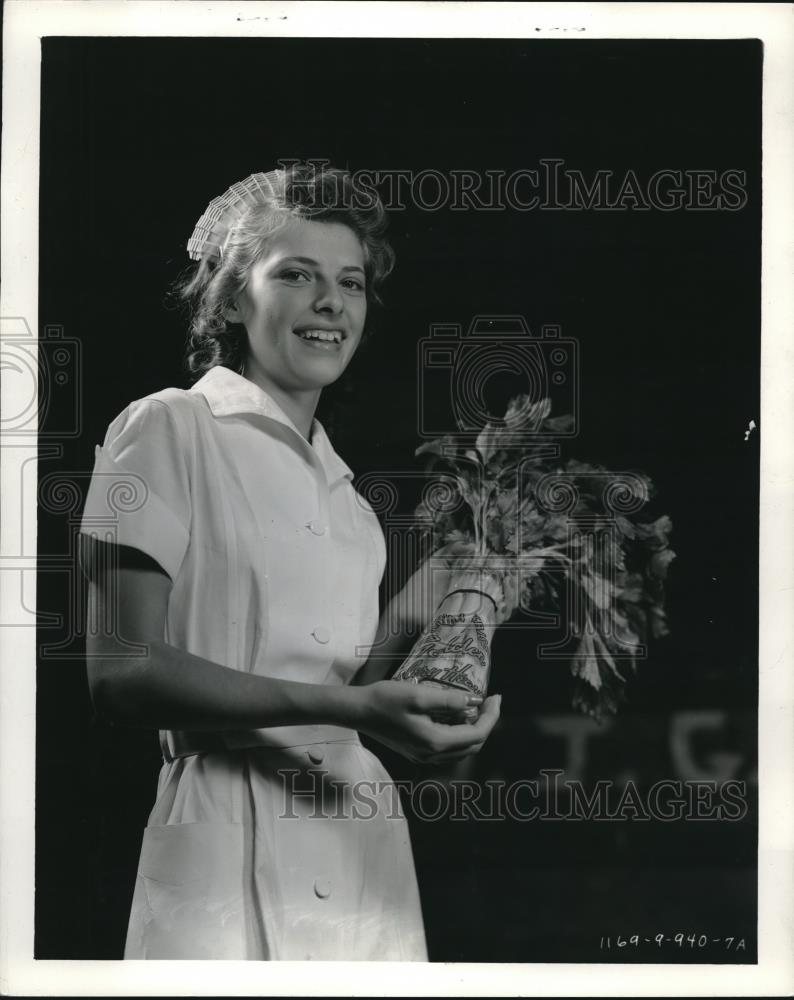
xmin=36 ymin=37 xmax=759 ymax=962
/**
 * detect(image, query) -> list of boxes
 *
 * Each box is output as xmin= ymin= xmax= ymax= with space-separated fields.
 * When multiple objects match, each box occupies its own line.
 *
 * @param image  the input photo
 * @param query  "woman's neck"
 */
xmin=241 ymin=361 xmax=320 ymax=442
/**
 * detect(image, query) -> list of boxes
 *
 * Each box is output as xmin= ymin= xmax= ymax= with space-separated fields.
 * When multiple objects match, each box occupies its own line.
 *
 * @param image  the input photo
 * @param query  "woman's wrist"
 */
xmin=279 ymin=678 xmax=368 ymax=731
xmin=325 ymin=682 xmax=368 ymax=730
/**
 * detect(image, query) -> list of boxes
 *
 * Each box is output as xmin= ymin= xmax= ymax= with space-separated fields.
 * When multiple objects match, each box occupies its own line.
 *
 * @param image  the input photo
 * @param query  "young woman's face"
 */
xmin=233 ymin=218 xmax=368 ymax=393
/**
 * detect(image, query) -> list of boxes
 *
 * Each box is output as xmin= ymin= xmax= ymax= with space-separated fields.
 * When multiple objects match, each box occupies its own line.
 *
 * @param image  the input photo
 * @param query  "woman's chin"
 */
xmin=296 ymin=354 xmax=352 ymax=383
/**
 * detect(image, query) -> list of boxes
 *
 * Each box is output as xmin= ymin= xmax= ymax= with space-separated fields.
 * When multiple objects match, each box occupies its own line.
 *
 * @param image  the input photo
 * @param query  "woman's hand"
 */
xmin=354 ymin=680 xmax=502 ymax=764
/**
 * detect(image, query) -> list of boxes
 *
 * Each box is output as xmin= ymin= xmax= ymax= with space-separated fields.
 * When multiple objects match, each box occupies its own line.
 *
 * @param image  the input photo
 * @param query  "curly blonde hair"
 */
xmin=175 ymin=163 xmax=395 ymax=382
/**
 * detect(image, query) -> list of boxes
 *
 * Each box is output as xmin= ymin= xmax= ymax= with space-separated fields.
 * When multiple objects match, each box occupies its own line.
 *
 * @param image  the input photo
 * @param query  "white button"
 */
xmin=306 ymin=519 xmax=326 ymax=536
xmin=312 ymin=626 xmax=331 ymax=644
xmin=314 ymin=878 xmax=332 ymax=899
xmin=307 ymin=747 xmax=325 ymax=765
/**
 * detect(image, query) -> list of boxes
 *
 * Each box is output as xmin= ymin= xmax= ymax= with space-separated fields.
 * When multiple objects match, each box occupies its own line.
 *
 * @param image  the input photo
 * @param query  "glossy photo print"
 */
xmin=2 ymin=3 xmax=792 ymax=997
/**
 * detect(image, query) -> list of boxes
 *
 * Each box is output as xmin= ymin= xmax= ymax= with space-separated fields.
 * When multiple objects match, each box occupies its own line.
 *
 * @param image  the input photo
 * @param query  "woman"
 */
xmin=79 ymin=164 xmax=501 ymax=961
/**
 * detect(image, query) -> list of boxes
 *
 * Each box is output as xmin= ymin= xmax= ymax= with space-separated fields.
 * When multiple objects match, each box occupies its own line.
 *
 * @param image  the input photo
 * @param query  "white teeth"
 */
xmin=297 ymin=330 xmax=342 ymax=343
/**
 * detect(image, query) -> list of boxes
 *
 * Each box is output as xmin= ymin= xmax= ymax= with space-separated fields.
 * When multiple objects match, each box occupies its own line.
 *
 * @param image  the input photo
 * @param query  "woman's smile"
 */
xmin=293 ymin=326 xmax=346 ymax=347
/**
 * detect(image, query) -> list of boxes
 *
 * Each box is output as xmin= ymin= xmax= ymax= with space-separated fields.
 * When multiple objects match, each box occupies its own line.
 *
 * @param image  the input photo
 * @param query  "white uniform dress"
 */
xmin=79 ymin=364 xmax=428 ymax=961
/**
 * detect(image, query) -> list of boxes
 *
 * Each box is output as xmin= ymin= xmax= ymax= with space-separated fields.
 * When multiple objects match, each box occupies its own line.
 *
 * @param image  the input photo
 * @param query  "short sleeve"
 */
xmin=80 ymin=398 xmax=192 ymax=581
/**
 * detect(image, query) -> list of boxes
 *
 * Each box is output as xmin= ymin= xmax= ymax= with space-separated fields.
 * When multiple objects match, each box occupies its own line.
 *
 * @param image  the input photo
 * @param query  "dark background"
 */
xmin=36 ymin=37 xmax=760 ymax=962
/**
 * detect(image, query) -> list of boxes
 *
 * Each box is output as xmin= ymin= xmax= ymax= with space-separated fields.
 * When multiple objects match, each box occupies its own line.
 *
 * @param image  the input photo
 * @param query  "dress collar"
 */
xmin=188 ymin=365 xmax=354 ymax=486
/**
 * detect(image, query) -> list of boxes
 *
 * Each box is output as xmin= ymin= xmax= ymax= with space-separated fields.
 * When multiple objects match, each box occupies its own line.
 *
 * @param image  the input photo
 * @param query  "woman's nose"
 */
xmin=312 ymin=280 xmax=344 ymax=314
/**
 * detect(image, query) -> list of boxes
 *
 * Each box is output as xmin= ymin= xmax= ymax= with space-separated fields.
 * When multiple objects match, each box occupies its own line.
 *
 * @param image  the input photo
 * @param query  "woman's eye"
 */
xmin=342 ymin=277 xmax=365 ymax=292
xmin=280 ymin=269 xmax=310 ymax=282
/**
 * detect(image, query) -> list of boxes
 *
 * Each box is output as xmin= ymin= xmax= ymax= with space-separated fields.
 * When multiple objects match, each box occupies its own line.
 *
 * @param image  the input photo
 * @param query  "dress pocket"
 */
xmin=129 ymin=822 xmax=247 ymax=959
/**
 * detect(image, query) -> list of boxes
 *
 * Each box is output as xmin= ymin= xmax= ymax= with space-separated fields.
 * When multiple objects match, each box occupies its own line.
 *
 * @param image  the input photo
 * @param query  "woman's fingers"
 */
xmin=365 ymin=681 xmax=500 ymax=762
xmin=414 ymin=684 xmax=482 ymax=715
xmin=421 ymin=693 xmax=501 ymax=756
xmin=412 ymin=686 xmax=484 ymax=727
xmin=429 ymin=706 xmax=481 ymax=726
xmin=460 ymin=693 xmax=501 ymax=740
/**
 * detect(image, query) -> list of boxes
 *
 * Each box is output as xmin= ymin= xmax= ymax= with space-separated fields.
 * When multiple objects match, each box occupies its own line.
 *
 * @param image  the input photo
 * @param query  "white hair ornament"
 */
xmin=186 ymin=169 xmax=285 ymax=263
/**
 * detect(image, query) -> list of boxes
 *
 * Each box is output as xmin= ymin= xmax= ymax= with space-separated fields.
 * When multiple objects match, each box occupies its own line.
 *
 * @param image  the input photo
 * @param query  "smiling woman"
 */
xmin=78 ymin=163 xmax=501 ymax=960
xmin=177 ymin=167 xmax=394 ymax=388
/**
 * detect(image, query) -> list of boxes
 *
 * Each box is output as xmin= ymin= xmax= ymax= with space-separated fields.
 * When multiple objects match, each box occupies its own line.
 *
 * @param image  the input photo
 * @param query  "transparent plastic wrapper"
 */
xmin=392 ymin=564 xmax=505 ymax=711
